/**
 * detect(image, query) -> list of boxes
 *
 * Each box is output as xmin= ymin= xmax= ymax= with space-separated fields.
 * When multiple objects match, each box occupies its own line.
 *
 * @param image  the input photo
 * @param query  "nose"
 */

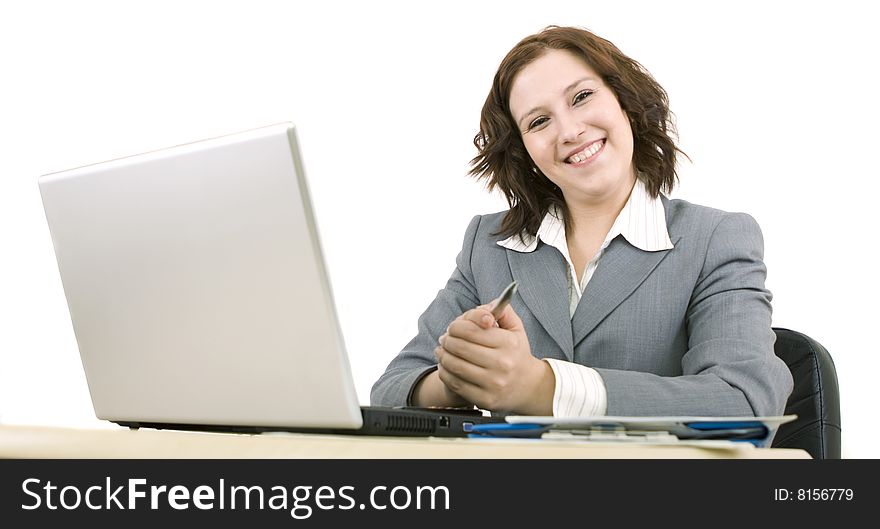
xmin=556 ymin=111 xmax=585 ymax=144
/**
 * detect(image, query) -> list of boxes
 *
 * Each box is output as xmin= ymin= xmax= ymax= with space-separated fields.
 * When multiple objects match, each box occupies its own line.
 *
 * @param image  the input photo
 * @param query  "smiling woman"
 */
xmin=508 ymin=49 xmax=638 ymax=277
xmin=370 ymin=25 xmax=794 ymax=424
xmin=472 ymin=26 xmax=682 ymax=243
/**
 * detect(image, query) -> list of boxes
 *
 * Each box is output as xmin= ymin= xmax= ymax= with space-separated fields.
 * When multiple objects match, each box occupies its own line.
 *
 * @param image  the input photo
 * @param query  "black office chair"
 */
xmin=770 ymin=328 xmax=841 ymax=459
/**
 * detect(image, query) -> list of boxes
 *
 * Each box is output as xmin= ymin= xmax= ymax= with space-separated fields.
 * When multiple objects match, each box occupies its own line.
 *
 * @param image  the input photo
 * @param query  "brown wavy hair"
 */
xmin=469 ymin=26 xmax=686 ymax=240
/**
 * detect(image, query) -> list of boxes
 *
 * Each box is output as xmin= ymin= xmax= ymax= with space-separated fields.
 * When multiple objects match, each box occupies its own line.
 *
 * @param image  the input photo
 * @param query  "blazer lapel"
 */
xmin=571 ymin=235 xmax=678 ymax=349
xmin=506 ymin=245 xmax=574 ymax=360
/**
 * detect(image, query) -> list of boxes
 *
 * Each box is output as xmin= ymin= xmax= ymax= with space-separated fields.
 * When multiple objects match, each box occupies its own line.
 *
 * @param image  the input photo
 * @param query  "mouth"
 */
xmin=564 ymin=139 xmax=605 ymax=165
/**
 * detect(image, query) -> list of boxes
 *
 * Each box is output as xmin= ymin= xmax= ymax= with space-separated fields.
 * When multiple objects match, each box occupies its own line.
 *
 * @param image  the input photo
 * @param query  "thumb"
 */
xmin=494 ymin=304 xmax=524 ymax=332
xmin=468 ymin=304 xmax=498 ymax=329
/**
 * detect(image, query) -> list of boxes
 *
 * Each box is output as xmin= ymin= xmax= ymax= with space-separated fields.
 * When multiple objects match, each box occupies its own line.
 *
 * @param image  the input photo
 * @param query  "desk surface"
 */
xmin=0 ymin=425 xmax=810 ymax=459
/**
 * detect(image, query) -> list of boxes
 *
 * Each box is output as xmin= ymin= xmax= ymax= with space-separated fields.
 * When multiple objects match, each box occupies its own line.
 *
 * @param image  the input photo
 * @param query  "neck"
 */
xmin=565 ymin=175 xmax=636 ymax=239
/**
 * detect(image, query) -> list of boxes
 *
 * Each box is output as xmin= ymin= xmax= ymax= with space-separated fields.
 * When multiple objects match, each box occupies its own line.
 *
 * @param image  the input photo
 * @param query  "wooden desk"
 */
xmin=0 ymin=425 xmax=810 ymax=459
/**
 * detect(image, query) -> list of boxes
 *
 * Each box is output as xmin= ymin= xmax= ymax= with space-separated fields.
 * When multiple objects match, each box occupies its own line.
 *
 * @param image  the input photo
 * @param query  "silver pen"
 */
xmin=490 ymin=281 xmax=518 ymax=320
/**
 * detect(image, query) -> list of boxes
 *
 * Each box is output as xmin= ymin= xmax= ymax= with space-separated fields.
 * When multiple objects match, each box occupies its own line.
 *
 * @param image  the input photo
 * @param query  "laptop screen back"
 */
xmin=39 ymin=123 xmax=364 ymax=429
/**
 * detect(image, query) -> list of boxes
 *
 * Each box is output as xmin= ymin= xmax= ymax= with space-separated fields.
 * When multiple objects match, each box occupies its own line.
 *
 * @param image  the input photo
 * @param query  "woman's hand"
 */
xmin=435 ymin=302 xmax=554 ymax=415
xmin=410 ymin=368 xmax=471 ymax=409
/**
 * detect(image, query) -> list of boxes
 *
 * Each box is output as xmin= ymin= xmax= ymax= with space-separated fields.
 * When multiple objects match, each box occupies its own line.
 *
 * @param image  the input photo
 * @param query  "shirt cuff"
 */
xmin=544 ymin=358 xmax=608 ymax=417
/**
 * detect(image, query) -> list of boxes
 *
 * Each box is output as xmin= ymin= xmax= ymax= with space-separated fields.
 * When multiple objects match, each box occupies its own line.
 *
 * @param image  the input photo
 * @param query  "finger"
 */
xmin=440 ymin=333 xmax=502 ymax=369
xmin=437 ymin=347 xmax=488 ymax=385
xmin=437 ymin=364 xmax=488 ymax=404
xmin=446 ymin=319 xmax=507 ymax=349
xmin=460 ymin=306 xmax=496 ymax=329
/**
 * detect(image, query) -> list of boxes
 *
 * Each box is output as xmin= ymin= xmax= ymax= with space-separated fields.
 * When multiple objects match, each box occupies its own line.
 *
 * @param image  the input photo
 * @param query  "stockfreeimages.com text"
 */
xmin=21 ymin=478 xmax=450 ymax=519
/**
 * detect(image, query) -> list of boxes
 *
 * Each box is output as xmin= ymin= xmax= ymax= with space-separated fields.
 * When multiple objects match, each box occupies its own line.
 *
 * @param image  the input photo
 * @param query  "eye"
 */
xmin=527 ymin=116 xmax=549 ymax=131
xmin=573 ymin=89 xmax=594 ymax=105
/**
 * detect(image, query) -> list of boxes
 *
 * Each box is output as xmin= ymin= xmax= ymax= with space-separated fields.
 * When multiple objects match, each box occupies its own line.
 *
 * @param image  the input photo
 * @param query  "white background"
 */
xmin=1 ymin=0 xmax=876 ymax=457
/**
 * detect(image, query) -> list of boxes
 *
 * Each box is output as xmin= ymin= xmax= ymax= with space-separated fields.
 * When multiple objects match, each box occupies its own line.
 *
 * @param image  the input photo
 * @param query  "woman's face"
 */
xmin=508 ymin=49 xmax=636 ymax=207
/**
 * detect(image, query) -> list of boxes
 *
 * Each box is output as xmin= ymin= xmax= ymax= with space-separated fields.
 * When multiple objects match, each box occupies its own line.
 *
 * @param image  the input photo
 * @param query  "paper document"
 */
xmin=467 ymin=415 xmax=797 ymax=447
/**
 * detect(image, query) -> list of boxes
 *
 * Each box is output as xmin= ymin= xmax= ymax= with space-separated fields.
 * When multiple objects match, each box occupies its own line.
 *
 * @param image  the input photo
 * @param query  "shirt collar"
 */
xmin=497 ymin=179 xmax=674 ymax=253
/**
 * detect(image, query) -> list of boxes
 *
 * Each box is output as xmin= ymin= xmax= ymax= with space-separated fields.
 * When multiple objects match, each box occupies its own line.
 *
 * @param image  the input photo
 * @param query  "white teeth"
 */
xmin=567 ymin=140 xmax=603 ymax=164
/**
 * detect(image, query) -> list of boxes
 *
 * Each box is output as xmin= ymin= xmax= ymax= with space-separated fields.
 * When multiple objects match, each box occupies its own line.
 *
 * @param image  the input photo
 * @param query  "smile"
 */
xmin=565 ymin=139 xmax=605 ymax=165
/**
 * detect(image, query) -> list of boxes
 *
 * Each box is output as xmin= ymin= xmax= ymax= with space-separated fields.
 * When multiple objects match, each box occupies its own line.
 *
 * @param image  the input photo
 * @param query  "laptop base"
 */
xmin=114 ymin=406 xmax=504 ymax=438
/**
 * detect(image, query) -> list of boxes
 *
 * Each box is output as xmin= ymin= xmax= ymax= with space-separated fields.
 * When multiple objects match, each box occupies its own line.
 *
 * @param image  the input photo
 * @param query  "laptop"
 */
xmin=39 ymin=122 xmax=498 ymax=437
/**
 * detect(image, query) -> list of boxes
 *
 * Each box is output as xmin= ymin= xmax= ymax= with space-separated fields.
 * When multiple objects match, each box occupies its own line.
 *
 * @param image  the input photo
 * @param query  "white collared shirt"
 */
xmin=497 ymin=179 xmax=674 ymax=417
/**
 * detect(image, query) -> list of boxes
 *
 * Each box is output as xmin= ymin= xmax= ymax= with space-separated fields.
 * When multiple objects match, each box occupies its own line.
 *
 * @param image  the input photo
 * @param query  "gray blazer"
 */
xmin=371 ymin=197 xmax=793 ymax=417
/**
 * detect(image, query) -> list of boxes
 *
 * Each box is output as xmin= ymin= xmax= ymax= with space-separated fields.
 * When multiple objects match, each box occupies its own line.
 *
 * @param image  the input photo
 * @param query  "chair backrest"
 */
xmin=770 ymin=328 xmax=841 ymax=459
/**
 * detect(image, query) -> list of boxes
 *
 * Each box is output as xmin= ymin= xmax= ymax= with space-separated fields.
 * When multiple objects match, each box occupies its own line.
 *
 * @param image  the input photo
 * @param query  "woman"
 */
xmin=370 ymin=26 xmax=792 ymax=418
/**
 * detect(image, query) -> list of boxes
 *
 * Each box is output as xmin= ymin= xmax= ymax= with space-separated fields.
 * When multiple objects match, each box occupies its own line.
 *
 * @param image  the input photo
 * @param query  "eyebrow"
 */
xmin=516 ymin=77 xmax=597 ymax=127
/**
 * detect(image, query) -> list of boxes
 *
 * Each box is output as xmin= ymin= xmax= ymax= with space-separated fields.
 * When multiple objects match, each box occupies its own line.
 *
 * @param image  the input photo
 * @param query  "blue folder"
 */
xmin=468 ymin=415 xmax=797 ymax=447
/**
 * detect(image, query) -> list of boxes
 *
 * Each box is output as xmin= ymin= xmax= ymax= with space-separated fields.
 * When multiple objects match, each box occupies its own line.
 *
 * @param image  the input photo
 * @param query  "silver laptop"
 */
xmin=39 ymin=123 xmax=492 ymax=436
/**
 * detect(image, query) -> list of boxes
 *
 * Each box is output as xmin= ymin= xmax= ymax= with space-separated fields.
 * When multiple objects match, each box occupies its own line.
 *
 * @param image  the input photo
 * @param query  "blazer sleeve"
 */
xmin=595 ymin=212 xmax=794 ymax=417
xmin=370 ymin=215 xmax=483 ymax=407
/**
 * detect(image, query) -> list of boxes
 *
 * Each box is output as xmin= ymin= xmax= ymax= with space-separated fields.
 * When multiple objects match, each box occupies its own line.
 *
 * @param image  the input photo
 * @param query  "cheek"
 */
xmin=522 ymin=136 xmax=553 ymax=166
xmin=615 ymin=124 xmax=634 ymax=155
xmin=620 ymin=127 xmax=635 ymax=162
xmin=613 ymin=111 xmax=635 ymax=152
